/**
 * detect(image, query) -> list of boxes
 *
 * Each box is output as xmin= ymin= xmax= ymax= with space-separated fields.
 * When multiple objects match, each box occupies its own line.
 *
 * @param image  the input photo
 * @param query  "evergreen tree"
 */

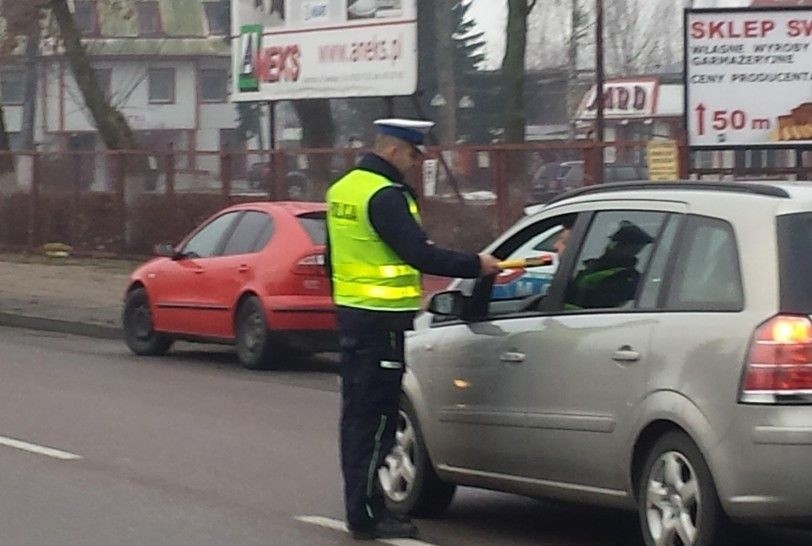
xmin=452 ymin=1 xmax=486 ymax=75
xmin=452 ymin=1 xmax=497 ymax=143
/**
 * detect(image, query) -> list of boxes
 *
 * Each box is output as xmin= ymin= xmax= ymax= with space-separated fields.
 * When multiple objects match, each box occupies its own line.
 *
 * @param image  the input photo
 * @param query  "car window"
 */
xmin=297 ymin=212 xmax=326 ymax=245
xmin=607 ymin=165 xmax=639 ymax=181
xmin=181 ymin=212 xmax=240 ymax=258
xmin=637 ymin=215 xmax=682 ymax=310
xmin=221 ymin=211 xmax=274 ymax=256
xmin=778 ymin=212 xmax=812 ymax=313
xmin=665 ymin=216 xmax=743 ymax=312
xmin=562 ymin=164 xmax=583 ymax=183
xmin=562 ymin=211 xmax=666 ymax=311
xmin=486 ymin=214 xmax=576 ymax=314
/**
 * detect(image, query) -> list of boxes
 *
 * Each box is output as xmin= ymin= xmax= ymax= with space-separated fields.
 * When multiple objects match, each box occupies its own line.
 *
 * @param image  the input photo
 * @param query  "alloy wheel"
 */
xmin=129 ymin=301 xmax=154 ymax=341
xmin=379 ymin=409 xmax=418 ymax=502
xmin=645 ymin=450 xmax=701 ymax=546
xmin=241 ymin=308 xmax=266 ymax=359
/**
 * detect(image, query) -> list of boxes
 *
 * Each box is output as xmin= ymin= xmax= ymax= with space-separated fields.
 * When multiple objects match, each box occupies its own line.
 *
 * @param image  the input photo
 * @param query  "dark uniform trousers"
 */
xmin=338 ymin=308 xmax=406 ymax=530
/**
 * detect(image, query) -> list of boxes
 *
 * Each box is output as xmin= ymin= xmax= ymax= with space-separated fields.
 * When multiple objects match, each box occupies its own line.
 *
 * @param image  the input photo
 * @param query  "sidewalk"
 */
xmin=0 ymin=255 xmax=452 ymax=340
xmin=0 ymin=256 xmax=132 ymax=339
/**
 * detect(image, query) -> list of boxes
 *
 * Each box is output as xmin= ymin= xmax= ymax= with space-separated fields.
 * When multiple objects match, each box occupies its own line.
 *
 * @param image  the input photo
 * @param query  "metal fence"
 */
xmin=1 ymin=141 xmax=809 ymax=257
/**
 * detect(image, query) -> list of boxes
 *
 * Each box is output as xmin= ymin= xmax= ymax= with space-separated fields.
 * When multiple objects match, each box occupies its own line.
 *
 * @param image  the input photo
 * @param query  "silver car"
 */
xmin=380 ymin=182 xmax=812 ymax=546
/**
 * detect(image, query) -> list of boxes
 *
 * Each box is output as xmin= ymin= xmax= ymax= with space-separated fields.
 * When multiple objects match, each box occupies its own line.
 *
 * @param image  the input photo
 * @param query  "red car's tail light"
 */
xmin=292 ymin=253 xmax=327 ymax=277
xmin=740 ymin=315 xmax=812 ymax=404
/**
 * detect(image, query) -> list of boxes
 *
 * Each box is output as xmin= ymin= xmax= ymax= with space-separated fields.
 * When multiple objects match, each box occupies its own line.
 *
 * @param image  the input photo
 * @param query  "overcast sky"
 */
xmin=467 ymin=0 xmax=752 ymax=69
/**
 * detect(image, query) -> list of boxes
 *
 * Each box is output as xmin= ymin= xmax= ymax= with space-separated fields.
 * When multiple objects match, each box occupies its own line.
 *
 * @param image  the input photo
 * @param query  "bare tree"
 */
xmin=20 ymin=25 xmax=40 ymax=151
xmin=502 ymin=0 xmax=538 ymax=144
xmin=526 ymin=3 xmax=568 ymax=70
xmin=293 ymin=99 xmax=336 ymax=197
xmin=603 ymin=0 xmax=679 ymax=76
xmin=48 ymin=0 xmax=139 ymax=151
xmin=0 ymin=104 xmax=12 ymax=175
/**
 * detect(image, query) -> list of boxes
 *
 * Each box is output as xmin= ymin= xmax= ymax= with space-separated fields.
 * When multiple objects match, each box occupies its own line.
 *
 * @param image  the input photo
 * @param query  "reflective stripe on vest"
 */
xmin=327 ymin=169 xmax=422 ymax=312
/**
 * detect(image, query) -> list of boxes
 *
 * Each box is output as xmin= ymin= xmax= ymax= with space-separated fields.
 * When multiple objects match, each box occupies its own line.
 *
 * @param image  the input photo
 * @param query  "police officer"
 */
xmin=326 ymin=118 xmax=501 ymax=540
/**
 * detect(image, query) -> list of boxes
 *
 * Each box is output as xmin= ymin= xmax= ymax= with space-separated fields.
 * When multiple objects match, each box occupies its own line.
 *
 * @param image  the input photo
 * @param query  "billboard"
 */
xmin=685 ymin=7 xmax=812 ymax=147
xmin=231 ymin=0 xmax=418 ymax=101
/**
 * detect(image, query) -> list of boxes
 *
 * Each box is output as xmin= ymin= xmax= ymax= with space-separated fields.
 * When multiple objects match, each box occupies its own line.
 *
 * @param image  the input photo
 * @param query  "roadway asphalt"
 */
xmin=0 ymin=255 xmax=452 ymax=341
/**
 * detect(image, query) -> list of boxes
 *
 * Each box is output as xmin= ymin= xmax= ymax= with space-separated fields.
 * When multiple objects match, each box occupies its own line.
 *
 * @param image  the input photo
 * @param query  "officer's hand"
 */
xmin=478 ymin=253 xmax=502 ymax=277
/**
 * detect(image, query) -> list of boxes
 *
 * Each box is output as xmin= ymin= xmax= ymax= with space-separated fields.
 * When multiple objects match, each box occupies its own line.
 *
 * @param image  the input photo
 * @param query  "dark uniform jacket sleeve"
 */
xmin=368 ymin=187 xmax=481 ymax=278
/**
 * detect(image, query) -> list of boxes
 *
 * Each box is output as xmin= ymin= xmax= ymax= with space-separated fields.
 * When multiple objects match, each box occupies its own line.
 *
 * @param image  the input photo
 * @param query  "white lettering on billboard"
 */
xmin=686 ymin=8 xmax=812 ymax=147
xmin=231 ymin=0 xmax=417 ymax=101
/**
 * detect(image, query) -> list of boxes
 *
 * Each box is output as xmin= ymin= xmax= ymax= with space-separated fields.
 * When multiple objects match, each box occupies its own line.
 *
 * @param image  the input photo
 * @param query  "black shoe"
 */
xmin=349 ymin=517 xmax=418 ymax=541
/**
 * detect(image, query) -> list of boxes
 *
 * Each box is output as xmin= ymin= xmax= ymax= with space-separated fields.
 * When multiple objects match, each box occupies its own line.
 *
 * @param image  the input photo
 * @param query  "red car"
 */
xmin=122 ymin=201 xmax=336 ymax=369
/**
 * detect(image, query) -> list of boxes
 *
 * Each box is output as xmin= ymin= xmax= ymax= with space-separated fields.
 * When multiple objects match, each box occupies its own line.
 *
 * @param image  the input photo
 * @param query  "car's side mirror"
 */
xmin=427 ymin=290 xmax=465 ymax=317
xmin=154 ymin=242 xmax=178 ymax=259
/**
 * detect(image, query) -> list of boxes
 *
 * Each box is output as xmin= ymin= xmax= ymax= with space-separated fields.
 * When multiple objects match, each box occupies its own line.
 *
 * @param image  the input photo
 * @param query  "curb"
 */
xmin=0 ymin=312 xmax=122 ymax=340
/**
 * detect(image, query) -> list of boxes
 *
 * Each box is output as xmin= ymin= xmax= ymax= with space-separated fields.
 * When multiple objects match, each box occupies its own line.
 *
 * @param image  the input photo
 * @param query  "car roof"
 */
xmin=225 ymin=201 xmax=327 ymax=215
xmin=524 ymin=181 xmax=812 ymax=216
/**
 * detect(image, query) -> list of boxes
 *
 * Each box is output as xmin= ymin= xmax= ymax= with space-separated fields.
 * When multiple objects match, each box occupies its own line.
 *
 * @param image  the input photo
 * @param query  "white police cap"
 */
xmin=374 ymin=118 xmax=434 ymax=152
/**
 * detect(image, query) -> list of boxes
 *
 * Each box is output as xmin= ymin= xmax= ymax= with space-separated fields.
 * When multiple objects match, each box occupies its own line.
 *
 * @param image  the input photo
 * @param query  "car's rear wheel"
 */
xmin=235 ymin=296 xmax=276 ymax=370
xmin=638 ymin=431 xmax=728 ymax=546
xmin=122 ymin=287 xmax=173 ymax=356
xmin=382 ymin=396 xmax=456 ymax=517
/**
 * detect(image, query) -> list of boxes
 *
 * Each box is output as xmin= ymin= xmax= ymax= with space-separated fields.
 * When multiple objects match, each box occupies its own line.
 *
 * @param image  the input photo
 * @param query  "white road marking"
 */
xmin=0 ymin=435 xmax=82 ymax=461
xmin=295 ymin=515 xmax=440 ymax=546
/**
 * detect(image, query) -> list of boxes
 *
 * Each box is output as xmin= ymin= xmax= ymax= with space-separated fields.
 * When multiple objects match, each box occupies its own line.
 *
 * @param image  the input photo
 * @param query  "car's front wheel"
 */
xmin=381 ymin=396 xmax=456 ymax=517
xmin=235 ymin=296 xmax=276 ymax=370
xmin=122 ymin=287 xmax=173 ymax=356
xmin=638 ymin=431 xmax=728 ymax=546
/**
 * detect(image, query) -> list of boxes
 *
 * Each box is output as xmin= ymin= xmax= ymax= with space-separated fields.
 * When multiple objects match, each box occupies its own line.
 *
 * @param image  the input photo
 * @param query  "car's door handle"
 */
xmin=193 ymin=269 xmax=205 ymax=274
xmin=613 ymin=346 xmax=640 ymax=363
xmin=238 ymin=265 xmax=250 ymax=273
xmin=500 ymin=352 xmax=526 ymax=364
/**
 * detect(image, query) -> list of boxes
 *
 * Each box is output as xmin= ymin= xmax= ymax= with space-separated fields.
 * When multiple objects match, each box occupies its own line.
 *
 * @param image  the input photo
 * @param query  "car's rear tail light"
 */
xmin=740 ymin=315 xmax=812 ymax=404
xmin=292 ymin=253 xmax=327 ymax=277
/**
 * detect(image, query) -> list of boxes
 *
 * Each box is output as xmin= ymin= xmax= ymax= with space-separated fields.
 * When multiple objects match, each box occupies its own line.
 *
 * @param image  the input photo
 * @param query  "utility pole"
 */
xmin=594 ymin=0 xmax=605 ymax=184
xmin=567 ymin=0 xmax=580 ymax=140
xmin=435 ymin=1 xmax=456 ymax=144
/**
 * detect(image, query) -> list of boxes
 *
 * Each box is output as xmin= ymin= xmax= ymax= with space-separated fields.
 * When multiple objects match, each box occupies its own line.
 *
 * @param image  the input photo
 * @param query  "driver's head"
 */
xmin=608 ymin=221 xmax=655 ymax=256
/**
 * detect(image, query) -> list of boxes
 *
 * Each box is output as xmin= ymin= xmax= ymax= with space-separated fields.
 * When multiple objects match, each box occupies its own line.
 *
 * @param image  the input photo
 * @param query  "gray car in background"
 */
xmin=381 ymin=181 xmax=812 ymax=546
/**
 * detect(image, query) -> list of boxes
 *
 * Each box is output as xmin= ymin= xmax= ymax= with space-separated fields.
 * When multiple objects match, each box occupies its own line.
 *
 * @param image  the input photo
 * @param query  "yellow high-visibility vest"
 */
xmin=327 ymin=170 xmax=422 ymax=311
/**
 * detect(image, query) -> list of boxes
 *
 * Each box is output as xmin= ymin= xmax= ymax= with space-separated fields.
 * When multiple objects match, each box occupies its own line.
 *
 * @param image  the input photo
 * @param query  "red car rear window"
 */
xmin=297 ymin=212 xmax=326 ymax=245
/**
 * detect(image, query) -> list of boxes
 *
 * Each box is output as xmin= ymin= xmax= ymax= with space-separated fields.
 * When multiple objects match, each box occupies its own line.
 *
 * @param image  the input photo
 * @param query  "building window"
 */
xmin=95 ymin=68 xmax=112 ymax=101
xmin=148 ymin=68 xmax=175 ymax=104
xmin=137 ymin=2 xmax=163 ymax=37
xmin=200 ymin=69 xmax=227 ymax=103
xmin=7 ymin=132 xmax=21 ymax=150
xmin=0 ymin=70 xmax=25 ymax=105
xmin=74 ymin=1 xmax=99 ymax=37
xmin=204 ymin=2 xmax=229 ymax=35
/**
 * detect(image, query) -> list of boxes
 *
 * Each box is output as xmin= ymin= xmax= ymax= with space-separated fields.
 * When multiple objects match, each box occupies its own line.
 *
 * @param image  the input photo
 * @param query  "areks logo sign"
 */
xmin=231 ymin=0 xmax=417 ymax=101
xmin=239 ymin=25 xmax=300 ymax=91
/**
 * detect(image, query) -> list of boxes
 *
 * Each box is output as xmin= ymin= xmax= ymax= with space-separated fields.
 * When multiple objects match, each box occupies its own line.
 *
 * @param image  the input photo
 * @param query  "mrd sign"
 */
xmin=685 ymin=6 xmax=812 ymax=147
xmin=231 ymin=0 xmax=418 ymax=101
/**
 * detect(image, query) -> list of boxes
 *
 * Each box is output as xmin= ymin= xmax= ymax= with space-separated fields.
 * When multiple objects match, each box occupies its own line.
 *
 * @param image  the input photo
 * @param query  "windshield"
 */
xmin=297 ymin=212 xmax=326 ymax=245
xmin=778 ymin=212 xmax=812 ymax=313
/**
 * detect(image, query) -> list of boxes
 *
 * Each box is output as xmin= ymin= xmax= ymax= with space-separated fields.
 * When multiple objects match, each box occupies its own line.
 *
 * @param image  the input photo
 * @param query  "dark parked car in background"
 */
xmin=529 ymin=161 xmax=648 ymax=204
xmin=248 ymin=161 xmax=344 ymax=200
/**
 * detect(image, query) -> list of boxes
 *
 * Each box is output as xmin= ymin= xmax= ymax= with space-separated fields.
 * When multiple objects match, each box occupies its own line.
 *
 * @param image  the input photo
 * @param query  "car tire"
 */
xmin=122 ymin=287 xmax=173 ymax=356
xmin=235 ymin=296 xmax=276 ymax=370
xmin=382 ymin=396 xmax=456 ymax=518
xmin=638 ymin=431 xmax=729 ymax=546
